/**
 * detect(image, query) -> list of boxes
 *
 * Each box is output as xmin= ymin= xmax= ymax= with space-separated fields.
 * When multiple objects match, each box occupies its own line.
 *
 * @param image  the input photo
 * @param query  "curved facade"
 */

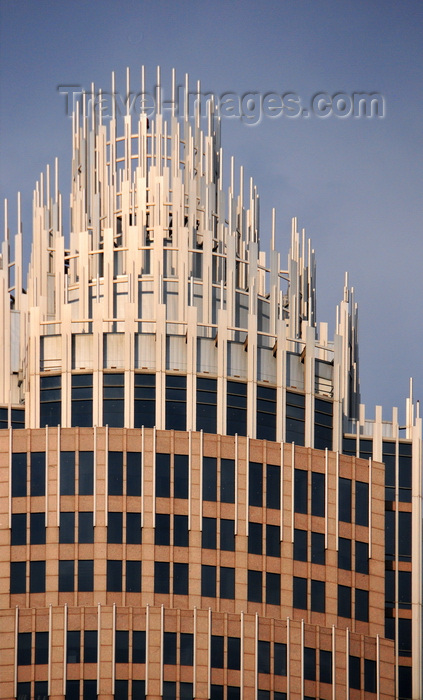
xmin=0 ymin=68 xmax=421 ymax=699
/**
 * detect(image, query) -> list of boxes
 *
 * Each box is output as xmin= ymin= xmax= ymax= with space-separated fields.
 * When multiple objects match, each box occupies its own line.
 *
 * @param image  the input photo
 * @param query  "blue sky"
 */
xmin=1 ymin=0 xmax=422 ymax=420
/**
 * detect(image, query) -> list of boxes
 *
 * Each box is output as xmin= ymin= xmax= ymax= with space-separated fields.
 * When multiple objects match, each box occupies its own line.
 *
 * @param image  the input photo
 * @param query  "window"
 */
xmin=359 ymin=439 xmax=372 ymax=460
xmin=134 ymin=373 xmax=155 ymax=428
xmin=108 ymin=451 xmax=123 ymax=496
xmin=65 ymin=680 xmax=79 ymax=700
xmin=166 ymin=374 xmax=186 ymax=431
xmin=133 ymin=630 xmax=146 ymax=663
xmin=108 ymin=511 xmax=123 ymax=544
xmin=126 ymin=560 xmax=141 ymax=592
xmin=173 ymin=562 xmax=188 ymax=595
xmin=355 ymin=481 xmax=369 ymax=526
xmin=355 ymin=541 xmax=368 ymax=575
xmin=294 ymin=469 xmax=307 ymax=514
xmin=35 ymin=631 xmax=48 ymax=664
xmin=31 ymin=452 xmax=45 ymax=497
xmin=201 ymin=564 xmax=216 ymax=597
xmin=286 ymin=391 xmax=305 ymax=445
xmin=40 ymin=374 xmax=61 ymax=427
xmin=83 ymin=680 xmax=97 ymax=700
xmin=211 ymin=635 xmax=224 ymax=667
xmin=60 ymin=451 xmax=75 ymax=495
xmin=338 ymin=477 xmax=351 ymax=522
xmin=311 ymin=532 xmax=325 ymax=565
xmin=311 ymin=579 xmax=325 ymax=612
xmin=304 ymin=647 xmax=316 ymax=681
xmin=174 ymin=514 xmax=189 ymax=547
xmin=103 ymin=373 xmax=124 ymax=427
xmin=79 ymin=451 xmax=94 ymax=495
xmin=248 ymin=569 xmax=262 ymax=602
xmin=203 ymin=456 xmax=217 ymax=501
xmin=266 ymin=572 xmax=280 ymax=605
xmin=248 ymin=521 xmax=262 ymax=555
xmin=84 ymin=630 xmax=97 ymax=663
xmin=227 ymin=380 xmax=247 ymax=436
xmin=116 ymin=630 xmax=129 ymax=663
xmin=79 ymin=511 xmax=94 ymax=543
xmin=314 ymin=398 xmax=333 ymax=450
xmin=78 ymin=560 xmax=93 ymax=591
xmin=227 ymin=688 xmax=240 ymax=700
xmin=11 ymin=513 xmax=26 ymax=546
xmin=115 ymin=680 xmax=128 ymax=700
xmin=12 ymin=453 xmax=27 ymax=497
xmin=338 ymin=584 xmax=351 ymax=618
xmin=227 ymin=637 xmax=240 ymax=669
xmin=155 ymin=561 xmax=170 ymax=594
xmin=293 ymin=529 xmax=307 ymax=561
xmin=220 ymin=566 xmax=235 ymax=599
xmin=274 ymin=642 xmax=287 ymax=675
xmin=383 ymin=440 xmax=395 ymax=501
xmin=18 ymin=632 xmax=31 ymax=665
xmin=174 ymin=454 xmax=189 ymax=499
xmin=258 ymin=640 xmax=270 ymax=673
xmin=197 ymin=377 xmax=217 ymax=434
xmin=311 ymin=471 xmax=325 ymax=517
xmin=399 ymin=443 xmax=412 ymax=502
xmin=338 ymin=537 xmax=351 ymax=570
xmin=71 ymin=373 xmax=93 ymax=427
xmin=60 ymin=512 xmax=75 ymax=543
xmin=399 ymin=511 xmax=411 ymax=561
xmin=266 ymin=463 xmax=280 ymax=509
xmin=59 ymin=560 xmax=74 ymax=592
xmin=398 ymin=570 xmax=411 ymax=609
xmin=156 ymin=453 xmax=170 ymax=498
xmin=220 ymin=519 xmax=235 ymax=551
xmin=293 ymin=576 xmax=307 ymax=609
xmin=10 ymin=561 xmax=26 ymax=593
xmin=349 ymin=655 xmax=361 ymax=689
xmin=249 ymin=461 xmax=263 ymax=507
xmin=127 ymin=451 xmax=142 ymax=496
xmin=320 ymin=649 xmax=332 ymax=684
xmin=67 ymin=630 xmax=80 ymax=663
xmin=398 ymin=618 xmax=412 ymax=657
xmin=398 ymin=666 xmax=412 ymax=699
xmin=155 ymin=513 xmax=170 ymax=546
xmin=364 ymin=658 xmax=376 ymax=693
xmin=257 ymin=385 xmax=276 ymax=441
xmin=106 ymin=560 xmax=122 ymax=592
xmin=385 ymin=510 xmax=395 ymax=560
xmin=30 ymin=560 xmax=46 ymax=593
xmin=266 ymin=524 xmax=280 ymax=557
xmin=202 ymin=517 xmax=217 ymax=549
xmin=221 ymin=458 xmax=235 ymax=503
xmin=164 ymin=632 xmax=177 ymax=664
xmin=180 ymin=633 xmax=193 ymax=665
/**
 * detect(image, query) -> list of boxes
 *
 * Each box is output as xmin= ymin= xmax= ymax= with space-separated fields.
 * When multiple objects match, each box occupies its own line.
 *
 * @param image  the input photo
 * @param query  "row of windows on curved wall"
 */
xmin=40 ymin=374 xmax=334 ymax=445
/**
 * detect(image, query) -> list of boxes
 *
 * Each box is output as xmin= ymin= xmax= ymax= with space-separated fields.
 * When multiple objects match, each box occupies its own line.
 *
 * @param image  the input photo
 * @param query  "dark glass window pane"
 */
xmin=398 ymin=618 xmax=412 ymax=657
xmin=126 ymin=560 xmax=141 ymax=592
xmin=166 ymin=374 xmax=186 ymax=431
xmin=227 ymin=381 xmax=247 ymax=436
xmin=385 ymin=510 xmax=395 ymax=560
xmin=220 ymin=566 xmax=235 ymax=599
xmin=78 ymin=559 xmax=93 ymax=591
xmin=197 ymin=377 xmax=217 ymax=434
xmin=266 ymin=572 xmax=280 ymax=605
xmin=155 ymin=513 xmax=170 ymax=546
xmin=227 ymin=636 xmax=240 ymax=669
xmin=266 ymin=463 xmax=280 ymax=509
xmin=133 ymin=631 xmax=146 ymax=663
xmin=355 ymin=541 xmax=368 ymax=575
xmin=79 ymin=511 xmax=94 ymax=543
xmin=221 ymin=458 xmax=235 ymax=503
xmin=355 ymin=588 xmax=368 ymax=622
xmin=156 ymin=453 xmax=170 ymax=498
xmin=248 ymin=521 xmax=262 ymax=555
xmin=30 ymin=560 xmax=45 ymax=593
xmin=108 ymin=451 xmax=123 ymax=495
xmin=294 ymin=469 xmax=307 ymax=514
xmin=60 ymin=451 xmax=75 ymax=495
xmin=266 ymin=524 xmax=280 ymax=557
xmin=220 ymin=519 xmax=235 ymax=551
xmin=398 ymin=570 xmax=411 ymax=609
xmin=294 ymin=529 xmax=307 ymax=561
xmin=211 ymin=635 xmax=224 ymax=668
xmin=31 ymin=452 xmax=45 ymax=497
xmin=286 ymin=391 xmax=305 ymax=445
xmin=134 ymin=373 xmax=156 ymax=428
xmin=11 ymin=513 xmax=26 ymax=546
xmin=311 ymin=579 xmax=325 ymax=612
xmin=163 ymin=631 xmax=177 ymax=664
xmin=180 ymin=682 xmax=193 ymax=700
xmin=338 ymin=584 xmax=351 ymax=618
xmin=65 ymin=680 xmax=79 ymax=700
xmin=293 ymin=576 xmax=307 ymax=609
xmin=16 ymin=682 xmax=30 ymax=700
xmin=40 ymin=375 xmax=61 ymax=427
xmin=201 ymin=564 xmax=216 ymax=597
xmin=82 ymin=680 xmax=97 ymax=700
xmin=355 ymin=481 xmax=369 ymax=526
xmin=399 ymin=512 xmax=412 ymax=560
xmin=227 ymin=687 xmax=240 ymax=700
xmin=311 ymin=472 xmax=325 ymax=517
xmin=115 ymin=679 xmax=128 ymax=700
xmin=84 ymin=630 xmax=97 ymax=663
xmin=107 ymin=560 xmax=122 ymax=591
xmin=320 ymin=649 xmax=332 ymax=684
xmin=103 ymin=373 xmax=124 ymax=427
xmin=79 ymin=451 xmax=94 ymax=495
xmin=174 ymin=562 xmax=189 ymax=595
xmin=399 ymin=666 xmax=412 ymax=699
xmin=127 ymin=512 xmax=142 ymax=545
xmin=248 ymin=569 xmax=262 ymax=602
xmin=349 ymin=655 xmax=361 ymax=689
xmin=339 ymin=477 xmax=351 ymax=523
xmin=257 ymin=385 xmax=276 ymax=442
xmin=162 ymin=681 xmax=176 ymax=700
xmin=364 ymin=658 xmax=376 ymax=692
xmin=12 ymin=453 xmax=27 ymax=497
xmin=67 ymin=630 xmax=80 ymax=663
xmin=249 ymin=461 xmax=262 ymax=507
xmin=115 ymin=630 xmax=129 ymax=663
xmin=155 ymin=561 xmax=169 ymax=594
xmin=338 ymin=537 xmax=351 ymax=570
xmin=18 ymin=632 xmax=31 ymax=665
xmin=127 ymin=451 xmax=141 ymax=496
xmin=60 ymin=512 xmax=75 ymax=544
xmin=203 ymin=456 xmax=217 ymax=501
xmin=274 ymin=642 xmax=287 ymax=675
xmin=202 ymin=517 xmax=216 ymax=549
xmin=304 ymin=647 xmax=316 ymax=681
xmin=258 ymin=640 xmax=270 ymax=673
xmin=10 ymin=561 xmax=26 ymax=593
xmin=59 ymin=560 xmax=74 ymax=592
xmin=30 ymin=512 xmax=46 ymax=544
xmin=385 ymin=569 xmax=395 ymax=608
xmin=173 ymin=514 xmax=188 ymax=547
xmin=180 ymin=633 xmax=193 ymax=666
xmin=174 ymin=454 xmax=188 ymax=499
xmin=35 ymin=631 xmax=48 ymax=664
xmin=108 ymin=511 xmax=123 ymax=544
xmin=311 ymin=531 xmax=325 ymax=565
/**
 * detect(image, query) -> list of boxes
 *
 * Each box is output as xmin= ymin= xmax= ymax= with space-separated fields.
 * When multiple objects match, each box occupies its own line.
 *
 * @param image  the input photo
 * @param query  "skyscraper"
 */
xmin=0 ymin=68 xmax=421 ymax=700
